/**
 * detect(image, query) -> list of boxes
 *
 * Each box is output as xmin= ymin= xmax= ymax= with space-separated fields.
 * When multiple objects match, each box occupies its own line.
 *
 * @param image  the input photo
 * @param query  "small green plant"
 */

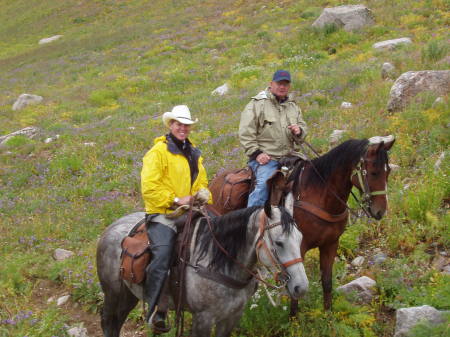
xmin=421 ymin=40 xmax=448 ymax=62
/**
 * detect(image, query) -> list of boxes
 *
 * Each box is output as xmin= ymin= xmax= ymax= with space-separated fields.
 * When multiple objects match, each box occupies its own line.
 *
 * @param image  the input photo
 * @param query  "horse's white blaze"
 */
xmin=284 ymin=192 xmax=294 ymax=216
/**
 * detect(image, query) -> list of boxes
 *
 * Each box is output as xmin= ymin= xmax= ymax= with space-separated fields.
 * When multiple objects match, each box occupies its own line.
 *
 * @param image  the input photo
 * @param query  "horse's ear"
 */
xmin=267 ymin=171 xmax=287 ymax=206
xmin=264 ymin=200 xmax=272 ymax=219
xmin=383 ymin=135 xmax=395 ymax=151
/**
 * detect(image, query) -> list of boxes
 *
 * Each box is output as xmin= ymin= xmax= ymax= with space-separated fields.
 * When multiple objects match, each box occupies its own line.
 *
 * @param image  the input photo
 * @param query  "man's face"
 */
xmin=270 ymin=80 xmax=291 ymax=98
xmin=169 ymin=120 xmax=191 ymax=141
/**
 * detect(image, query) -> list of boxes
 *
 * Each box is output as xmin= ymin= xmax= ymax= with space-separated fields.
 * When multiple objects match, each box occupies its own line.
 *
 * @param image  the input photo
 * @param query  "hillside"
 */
xmin=0 ymin=0 xmax=449 ymax=336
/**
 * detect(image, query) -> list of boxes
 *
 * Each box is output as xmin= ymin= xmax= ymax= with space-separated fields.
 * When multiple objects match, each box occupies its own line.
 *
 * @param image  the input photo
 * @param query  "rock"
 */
xmin=83 ymin=142 xmax=96 ymax=147
xmin=382 ymin=62 xmax=396 ymax=79
xmin=373 ymin=38 xmax=412 ymax=50
xmin=389 ymin=164 xmax=400 ymax=171
xmin=67 ymin=326 xmax=89 ymax=337
xmin=431 ymin=255 xmax=449 ymax=271
xmin=337 ymin=276 xmax=376 ymax=303
xmin=434 ymin=152 xmax=445 ymax=171
xmin=341 ymin=101 xmax=352 ymax=109
xmin=12 ymin=94 xmax=43 ymax=111
xmin=53 ymin=248 xmax=74 ymax=261
xmin=394 ymin=305 xmax=446 ymax=337
xmin=443 ymin=265 xmax=450 ymax=275
xmin=57 ymin=295 xmax=70 ymax=306
xmin=330 ymin=129 xmax=346 ymax=145
xmin=39 ymin=35 xmax=63 ymax=45
xmin=312 ymin=5 xmax=375 ymax=32
xmin=433 ymin=97 xmax=445 ymax=106
xmin=387 ymin=70 xmax=450 ymax=112
xmin=373 ymin=252 xmax=387 ymax=264
xmin=211 ymin=83 xmax=229 ymax=96
xmin=351 ymin=256 xmax=365 ymax=267
xmin=0 ymin=126 xmax=40 ymax=145
xmin=47 ymin=296 xmax=55 ymax=304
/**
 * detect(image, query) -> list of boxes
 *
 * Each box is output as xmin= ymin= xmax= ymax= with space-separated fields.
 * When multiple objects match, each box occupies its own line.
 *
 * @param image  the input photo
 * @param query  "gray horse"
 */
xmin=96 ymin=205 xmax=308 ymax=337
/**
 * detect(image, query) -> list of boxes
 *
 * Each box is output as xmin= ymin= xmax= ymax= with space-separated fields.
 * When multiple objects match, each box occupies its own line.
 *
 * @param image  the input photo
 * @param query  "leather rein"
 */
xmin=295 ymin=142 xmax=388 ymax=222
xmin=190 ymin=208 xmax=303 ymax=290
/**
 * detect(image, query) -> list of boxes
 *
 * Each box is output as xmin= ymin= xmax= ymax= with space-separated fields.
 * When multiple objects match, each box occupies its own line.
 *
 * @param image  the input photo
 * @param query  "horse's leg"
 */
xmin=215 ymin=311 xmax=243 ymax=337
xmin=319 ymin=242 xmax=338 ymax=310
xmin=101 ymin=283 xmax=139 ymax=337
xmin=191 ymin=312 xmax=214 ymax=337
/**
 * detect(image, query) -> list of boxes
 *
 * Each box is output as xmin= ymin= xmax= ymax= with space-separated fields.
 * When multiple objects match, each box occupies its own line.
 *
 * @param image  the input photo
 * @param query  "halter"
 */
xmin=255 ymin=210 xmax=303 ymax=289
xmin=351 ymin=157 xmax=388 ymax=213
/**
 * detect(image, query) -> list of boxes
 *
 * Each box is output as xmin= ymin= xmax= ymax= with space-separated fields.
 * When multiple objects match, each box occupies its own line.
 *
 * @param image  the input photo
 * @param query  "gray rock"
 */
xmin=53 ymin=248 xmax=74 ymax=261
xmin=57 ymin=295 xmax=70 ymax=306
xmin=0 ymin=126 xmax=40 ymax=145
xmin=431 ymin=255 xmax=449 ymax=271
xmin=389 ymin=163 xmax=400 ymax=171
xmin=12 ymin=94 xmax=43 ymax=111
xmin=442 ymin=265 xmax=450 ymax=275
xmin=67 ymin=326 xmax=89 ymax=337
xmin=312 ymin=5 xmax=375 ymax=32
xmin=394 ymin=305 xmax=446 ymax=337
xmin=211 ymin=83 xmax=229 ymax=96
xmin=337 ymin=276 xmax=376 ymax=303
xmin=373 ymin=38 xmax=412 ymax=50
xmin=330 ymin=129 xmax=346 ymax=145
xmin=351 ymin=256 xmax=365 ymax=267
xmin=382 ymin=62 xmax=396 ymax=79
xmin=373 ymin=252 xmax=387 ymax=264
xmin=340 ymin=101 xmax=352 ymax=109
xmin=434 ymin=152 xmax=446 ymax=171
xmin=387 ymin=70 xmax=450 ymax=112
xmin=39 ymin=35 xmax=63 ymax=45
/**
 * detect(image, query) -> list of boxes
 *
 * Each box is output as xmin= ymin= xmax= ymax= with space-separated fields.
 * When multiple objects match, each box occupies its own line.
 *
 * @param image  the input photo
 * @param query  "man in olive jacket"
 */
xmin=239 ymin=70 xmax=307 ymax=207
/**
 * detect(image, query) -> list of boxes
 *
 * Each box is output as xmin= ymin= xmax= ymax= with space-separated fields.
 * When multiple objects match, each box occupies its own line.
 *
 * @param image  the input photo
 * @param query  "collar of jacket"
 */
xmin=165 ymin=134 xmax=201 ymax=158
xmin=266 ymin=88 xmax=295 ymax=105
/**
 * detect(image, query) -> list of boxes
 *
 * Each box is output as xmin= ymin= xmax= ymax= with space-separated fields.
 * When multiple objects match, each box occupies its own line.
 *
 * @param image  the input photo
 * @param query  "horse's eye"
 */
xmin=275 ymin=241 xmax=283 ymax=248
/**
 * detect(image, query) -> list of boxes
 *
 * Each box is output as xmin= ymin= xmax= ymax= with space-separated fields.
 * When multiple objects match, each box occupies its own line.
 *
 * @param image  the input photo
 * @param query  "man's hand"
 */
xmin=256 ymin=152 xmax=271 ymax=165
xmin=288 ymin=124 xmax=301 ymax=136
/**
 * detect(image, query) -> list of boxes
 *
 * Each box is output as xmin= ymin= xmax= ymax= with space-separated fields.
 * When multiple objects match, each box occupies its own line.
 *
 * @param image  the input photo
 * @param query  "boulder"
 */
xmin=373 ymin=38 xmax=412 ymax=50
xmin=12 ymin=94 xmax=43 ymax=111
xmin=211 ymin=83 xmax=229 ymax=96
xmin=394 ymin=305 xmax=446 ymax=337
xmin=387 ymin=70 xmax=450 ymax=112
xmin=0 ymin=126 xmax=40 ymax=145
xmin=312 ymin=5 xmax=374 ymax=32
xmin=382 ymin=62 xmax=396 ymax=79
xmin=337 ymin=276 xmax=376 ymax=303
xmin=39 ymin=35 xmax=63 ymax=45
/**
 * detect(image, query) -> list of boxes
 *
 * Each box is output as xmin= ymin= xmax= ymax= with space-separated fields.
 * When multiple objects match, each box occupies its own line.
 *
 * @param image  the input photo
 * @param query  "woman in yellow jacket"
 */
xmin=141 ymin=105 xmax=210 ymax=333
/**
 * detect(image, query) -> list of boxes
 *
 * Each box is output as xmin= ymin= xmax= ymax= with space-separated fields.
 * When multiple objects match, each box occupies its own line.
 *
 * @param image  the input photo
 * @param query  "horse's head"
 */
xmin=351 ymin=135 xmax=395 ymax=220
xmin=256 ymin=206 xmax=308 ymax=299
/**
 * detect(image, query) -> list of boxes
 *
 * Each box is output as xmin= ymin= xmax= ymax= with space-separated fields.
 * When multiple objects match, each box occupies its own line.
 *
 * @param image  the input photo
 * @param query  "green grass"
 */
xmin=0 ymin=0 xmax=449 ymax=336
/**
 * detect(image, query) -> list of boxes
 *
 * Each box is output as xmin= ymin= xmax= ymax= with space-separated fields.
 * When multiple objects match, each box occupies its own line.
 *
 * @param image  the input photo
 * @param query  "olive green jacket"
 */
xmin=239 ymin=88 xmax=307 ymax=160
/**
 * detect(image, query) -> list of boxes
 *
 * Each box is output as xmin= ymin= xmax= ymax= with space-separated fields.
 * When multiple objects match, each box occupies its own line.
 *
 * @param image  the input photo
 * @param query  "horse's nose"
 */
xmin=294 ymin=284 xmax=308 ymax=298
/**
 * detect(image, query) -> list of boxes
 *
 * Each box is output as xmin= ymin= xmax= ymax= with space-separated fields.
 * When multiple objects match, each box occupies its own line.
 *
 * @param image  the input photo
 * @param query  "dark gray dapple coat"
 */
xmin=96 ymin=206 xmax=308 ymax=337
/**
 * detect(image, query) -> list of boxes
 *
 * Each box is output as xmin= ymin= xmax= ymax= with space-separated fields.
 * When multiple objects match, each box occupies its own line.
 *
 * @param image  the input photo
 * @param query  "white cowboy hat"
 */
xmin=162 ymin=105 xmax=198 ymax=128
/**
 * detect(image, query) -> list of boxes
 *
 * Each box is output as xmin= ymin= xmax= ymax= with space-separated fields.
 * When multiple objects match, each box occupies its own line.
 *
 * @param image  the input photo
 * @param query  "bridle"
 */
xmin=255 ymin=210 xmax=303 ymax=289
xmin=350 ymin=157 xmax=388 ymax=216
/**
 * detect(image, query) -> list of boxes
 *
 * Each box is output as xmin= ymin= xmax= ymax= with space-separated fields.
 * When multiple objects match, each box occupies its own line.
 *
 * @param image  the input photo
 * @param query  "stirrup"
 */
xmin=151 ymin=311 xmax=171 ymax=334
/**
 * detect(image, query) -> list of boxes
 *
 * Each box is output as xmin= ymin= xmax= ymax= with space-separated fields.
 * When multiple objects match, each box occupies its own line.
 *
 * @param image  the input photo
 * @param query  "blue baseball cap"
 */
xmin=272 ymin=70 xmax=291 ymax=82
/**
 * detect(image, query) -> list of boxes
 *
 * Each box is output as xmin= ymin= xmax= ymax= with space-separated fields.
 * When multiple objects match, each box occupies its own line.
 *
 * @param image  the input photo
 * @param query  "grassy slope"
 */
xmin=0 ymin=0 xmax=449 ymax=336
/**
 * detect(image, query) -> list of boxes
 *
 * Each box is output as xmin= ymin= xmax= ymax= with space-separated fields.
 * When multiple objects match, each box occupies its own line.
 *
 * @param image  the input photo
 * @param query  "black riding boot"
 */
xmin=143 ymin=221 xmax=176 ymax=326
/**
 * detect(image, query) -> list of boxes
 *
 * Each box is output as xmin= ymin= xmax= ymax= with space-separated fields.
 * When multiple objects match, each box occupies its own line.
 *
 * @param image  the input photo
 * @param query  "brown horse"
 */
xmin=209 ymin=136 xmax=395 ymax=312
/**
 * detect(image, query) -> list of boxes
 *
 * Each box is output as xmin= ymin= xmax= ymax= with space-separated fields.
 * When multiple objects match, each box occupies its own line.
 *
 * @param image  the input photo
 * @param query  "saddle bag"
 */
xmin=216 ymin=167 xmax=253 ymax=211
xmin=120 ymin=220 xmax=151 ymax=284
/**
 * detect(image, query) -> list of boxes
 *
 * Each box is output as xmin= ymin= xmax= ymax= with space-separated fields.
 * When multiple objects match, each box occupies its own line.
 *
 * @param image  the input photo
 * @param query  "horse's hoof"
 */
xmin=151 ymin=312 xmax=170 ymax=334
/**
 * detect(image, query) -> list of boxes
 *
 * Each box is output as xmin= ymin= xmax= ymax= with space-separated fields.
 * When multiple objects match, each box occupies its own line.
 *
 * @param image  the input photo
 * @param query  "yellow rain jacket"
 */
xmin=141 ymin=135 xmax=210 ymax=214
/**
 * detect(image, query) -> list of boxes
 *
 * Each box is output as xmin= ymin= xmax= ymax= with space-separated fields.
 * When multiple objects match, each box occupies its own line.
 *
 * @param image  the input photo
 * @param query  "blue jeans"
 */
xmin=247 ymin=160 xmax=279 ymax=207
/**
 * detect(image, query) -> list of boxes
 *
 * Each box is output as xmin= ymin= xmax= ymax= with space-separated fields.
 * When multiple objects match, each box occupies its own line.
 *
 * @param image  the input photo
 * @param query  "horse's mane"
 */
xmin=291 ymin=139 xmax=369 ymax=187
xmin=196 ymin=206 xmax=295 ymax=272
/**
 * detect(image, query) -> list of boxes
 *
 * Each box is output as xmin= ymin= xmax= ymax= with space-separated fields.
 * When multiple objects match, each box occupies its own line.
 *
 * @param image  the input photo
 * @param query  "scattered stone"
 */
xmin=312 ymin=5 xmax=374 ymax=32
xmin=53 ymin=248 xmax=74 ymax=261
xmin=341 ymin=101 xmax=352 ymax=109
xmin=57 ymin=295 xmax=70 ymax=306
xmin=47 ymin=296 xmax=55 ymax=304
xmin=442 ymin=265 xmax=450 ymax=275
xmin=83 ymin=142 xmax=96 ymax=147
xmin=128 ymin=126 xmax=136 ymax=130
xmin=211 ymin=83 xmax=229 ymax=96
xmin=431 ymin=255 xmax=449 ymax=271
xmin=373 ymin=38 xmax=412 ymax=50
xmin=67 ymin=326 xmax=89 ymax=337
xmin=12 ymin=94 xmax=43 ymax=111
xmin=373 ymin=252 xmax=387 ymax=265
xmin=434 ymin=152 xmax=445 ymax=171
xmin=0 ymin=126 xmax=40 ymax=145
xmin=440 ymin=251 xmax=448 ymax=257
xmin=39 ymin=35 xmax=63 ymax=45
xmin=394 ymin=305 xmax=446 ymax=337
xmin=389 ymin=164 xmax=400 ymax=171
xmin=387 ymin=70 xmax=450 ymax=112
xmin=44 ymin=137 xmax=53 ymax=143
xmin=433 ymin=97 xmax=445 ymax=106
xmin=337 ymin=276 xmax=376 ymax=303
xmin=351 ymin=256 xmax=365 ymax=267
xmin=330 ymin=129 xmax=346 ymax=145
xmin=382 ymin=62 xmax=396 ymax=79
